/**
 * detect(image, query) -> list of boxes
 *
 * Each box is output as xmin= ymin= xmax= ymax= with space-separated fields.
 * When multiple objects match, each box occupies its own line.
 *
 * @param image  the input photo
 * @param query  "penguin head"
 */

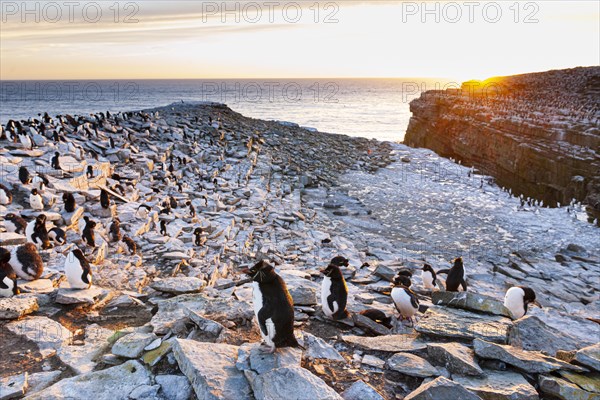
xmin=321 ymin=263 xmax=343 ymax=280
xmin=393 ymin=274 xmax=412 ymax=288
xmin=422 ymin=264 xmax=434 ymax=273
xmin=244 ymin=260 xmax=275 ymax=283
xmin=35 ymin=214 xmax=47 ymax=225
xmin=86 ymin=220 xmax=97 ymax=229
xmin=329 ymin=256 xmax=349 ymax=267
xmin=5 ymin=213 xmax=16 ymax=221
xmin=31 ymin=188 xmax=39 ymax=196
xmin=521 ymin=286 xmax=541 ymax=309
xmin=397 ymin=268 xmax=413 ymax=279
xmin=193 ymin=227 xmax=203 ymax=236
xmin=453 ymin=257 xmax=463 ymax=269
xmin=0 ymin=247 xmax=11 ymax=264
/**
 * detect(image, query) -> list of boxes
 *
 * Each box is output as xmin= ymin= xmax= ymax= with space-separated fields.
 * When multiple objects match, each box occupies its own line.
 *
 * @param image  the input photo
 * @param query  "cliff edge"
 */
xmin=404 ymin=66 xmax=600 ymax=224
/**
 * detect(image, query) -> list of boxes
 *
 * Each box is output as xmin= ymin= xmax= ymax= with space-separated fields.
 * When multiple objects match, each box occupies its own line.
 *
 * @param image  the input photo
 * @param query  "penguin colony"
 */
xmin=0 ymin=107 xmax=544 ymax=360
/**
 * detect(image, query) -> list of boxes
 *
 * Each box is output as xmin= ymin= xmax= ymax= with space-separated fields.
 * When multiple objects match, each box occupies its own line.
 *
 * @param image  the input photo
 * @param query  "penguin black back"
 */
xmin=63 ymin=192 xmax=76 ymax=213
xmin=32 ymin=214 xmax=52 ymax=249
xmin=100 ymin=189 xmax=110 ymax=209
xmin=19 ymin=166 xmax=31 ymax=184
xmin=359 ymin=309 xmax=392 ymax=329
xmin=244 ymin=260 xmax=298 ymax=349
xmin=438 ymin=257 xmax=467 ymax=292
xmin=109 ymin=218 xmax=122 ymax=242
xmin=82 ymin=219 xmax=96 ymax=247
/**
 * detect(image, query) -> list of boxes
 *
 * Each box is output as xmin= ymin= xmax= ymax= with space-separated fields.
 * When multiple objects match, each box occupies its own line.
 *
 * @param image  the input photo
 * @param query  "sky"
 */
xmin=0 ymin=1 xmax=598 ymax=81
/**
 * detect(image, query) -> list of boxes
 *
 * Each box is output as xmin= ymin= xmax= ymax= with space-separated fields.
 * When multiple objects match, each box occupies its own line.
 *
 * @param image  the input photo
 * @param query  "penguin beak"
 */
xmin=532 ymin=300 xmax=542 ymax=308
xmin=241 ymin=268 xmax=250 ymax=275
xmin=320 ymin=269 xmax=326 ymax=274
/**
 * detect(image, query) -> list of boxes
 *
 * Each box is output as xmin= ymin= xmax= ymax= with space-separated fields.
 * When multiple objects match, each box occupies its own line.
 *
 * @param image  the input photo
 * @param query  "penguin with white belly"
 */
xmin=29 ymin=188 xmax=44 ymax=210
xmin=421 ymin=263 xmax=438 ymax=290
xmin=9 ymin=243 xmax=44 ymax=280
xmin=320 ymin=256 xmax=349 ymax=320
xmin=4 ymin=213 xmax=27 ymax=234
xmin=82 ymin=218 xmax=97 ymax=248
xmin=0 ymin=248 xmax=19 ymax=297
xmin=504 ymin=286 xmax=541 ymax=319
xmin=48 ymin=227 xmax=66 ymax=245
xmin=26 ymin=214 xmax=52 ymax=249
xmin=391 ymin=274 xmax=419 ymax=326
xmin=64 ymin=249 xmax=92 ymax=289
xmin=0 ymin=183 xmax=12 ymax=205
xmin=243 ymin=260 xmax=298 ymax=353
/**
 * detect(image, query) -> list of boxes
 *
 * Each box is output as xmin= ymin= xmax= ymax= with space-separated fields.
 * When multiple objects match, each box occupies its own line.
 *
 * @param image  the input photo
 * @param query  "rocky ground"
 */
xmin=0 ymin=102 xmax=599 ymax=400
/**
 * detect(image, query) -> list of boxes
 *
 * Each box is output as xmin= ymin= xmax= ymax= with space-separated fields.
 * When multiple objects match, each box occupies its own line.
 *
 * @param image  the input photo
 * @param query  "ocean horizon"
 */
xmin=0 ymin=78 xmax=455 ymax=142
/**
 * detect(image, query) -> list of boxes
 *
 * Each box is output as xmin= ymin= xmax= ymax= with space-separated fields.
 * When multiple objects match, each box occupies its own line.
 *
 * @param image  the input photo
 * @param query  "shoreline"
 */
xmin=0 ymin=102 xmax=598 ymax=398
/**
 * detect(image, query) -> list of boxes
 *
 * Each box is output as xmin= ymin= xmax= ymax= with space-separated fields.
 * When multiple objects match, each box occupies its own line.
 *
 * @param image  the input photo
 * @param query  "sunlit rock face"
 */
xmin=404 ymin=66 xmax=600 ymax=224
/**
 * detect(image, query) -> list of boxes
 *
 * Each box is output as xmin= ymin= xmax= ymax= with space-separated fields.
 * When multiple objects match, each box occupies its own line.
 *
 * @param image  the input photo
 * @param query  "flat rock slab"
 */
xmin=352 ymin=312 xmax=391 ymax=336
xmin=405 ymin=376 xmax=482 ymax=400
xmin=283 ymin=276 xmax=319 ymax=306
xmin=172 ymin=339 xmax=252 ymax=400
xmin=0 ymin=232 xmax=27 ymax=246
xmin=236 ymin=343 xmax=302 ymax=375
xmin=343 ymin=335 xmax=427 ymax=352
xmin=150 ymin=277 xmax=206 ymax=295
xmin=341 ymin=380 xmax=385 ymax=400
xmin=427 ymin=343 xmax=483 ymax=376
xmin=454 ymin=370 xmax=539 ymax=400
xmin=251 ymin=366 xmax=343 ymax=400
xmin=432 ymin=291 xmax=512 ymax=318
xmin=539 ymin=375 xmax=599 ymax=400
xmin=11 ymin=149 xmax=44 ymax=157
xmin=25 ymin=360 xmax=151 ymax=400
xmin=55 ymin=286 xmax=105 ymax=305
xmin=26 ymin=370 xmax=63 ymax=396
xmin=509 ymin=316 xmax=590 ymax=356
xmin=473 ymin=339 xmax=586 ymax=374
xmin=415 ymin=306 xmax=512 ymax=344
xmin=0 ymin=296 xmax=39 ymax=319
xmin=57 ymin=324 xmax=113 ymax=375
xmin=558 ymin=371 xmax=600 ymax=394
xmin=150 ymin=293 xmax=252 ymax=335
xmin=302 ymin=332 xmax=344 ymax=362
xmin=112 ymin=332 xmax=157 ymax=359
xmin=1 ymin=372 xmax=28 ymax=400
xmin=386 ymin=352 xmax=439 ymax=377
xmin=62 ymin=207 xmax=85 ymax=226
xmin=6 ymin=316 xmax=71 ymax=355
xmin=18 ymin=279 xmax=55 ymax=294
xmin=155 ymin=375 xmax=193 ymax=400
xmin=575 ymin=343 xmax=600 ymax=372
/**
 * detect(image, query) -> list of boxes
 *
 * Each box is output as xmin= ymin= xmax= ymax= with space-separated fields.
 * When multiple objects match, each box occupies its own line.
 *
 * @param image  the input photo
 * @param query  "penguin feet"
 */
xmin=259 ymin=343 xmax=276 ymax=354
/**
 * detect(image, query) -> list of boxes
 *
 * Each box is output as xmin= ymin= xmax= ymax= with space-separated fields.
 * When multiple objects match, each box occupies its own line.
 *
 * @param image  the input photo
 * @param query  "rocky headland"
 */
xmin=0 ymin=101 xmax=599 ymax=400
xmin=404 ymin=66 xmax=600 ymax=224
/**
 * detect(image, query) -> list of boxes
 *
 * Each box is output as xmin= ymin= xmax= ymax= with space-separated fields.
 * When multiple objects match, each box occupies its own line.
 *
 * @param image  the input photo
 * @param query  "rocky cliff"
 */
xmin=404 ymin=66 xmax=600 ymax=224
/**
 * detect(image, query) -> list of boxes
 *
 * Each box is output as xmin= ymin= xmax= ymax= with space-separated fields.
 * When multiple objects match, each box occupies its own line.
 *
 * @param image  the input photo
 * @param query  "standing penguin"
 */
xmin=51 ymin=152 xmax=61 ymax=170
xmin=82 ymin=218 xmax=97 ymax=248
xmin=26 ymin=214 xmax=52 ymax=249
xmin=86 ymin=165 xmax=94 ymax=179
xmin=63 ymin=192 xmax=76 ymax=213
xmin=0 ymin=248 xmax=19 ymax=297
xmin=136 ymin=204 xmax=151 ymax=219
xmin=421 ymin=264 xmax=437 ymax=290
xmin=121 ymin=236 xmax=137 ymax=255
xmin=29 ymin=188 xmax=44 ymax=210
xmin=108 ymin=218 xmax=122 ymax=242
xmin=100 ymin=189 xmax=110 ymax=209
xmin=19 ymin=166 xmax=31 ymax=185
xmin=320 ymin=256 xmax=349 ymax=320
xmin=243 ymin=260 xmax=298 ymax=353
xmin=193 ymin=227 xmax=203 ymax=246
xmin=64 ymin=249 xmax=92 ymax=289
xmin=4 ymin=213 xmax=27 ymax=234
xmin=48 ymin=227 xmax=66 ymax=245
xmin=160 ymin=220 xmax=168 ymax=236
xmin=438 ymin=257 xmax=467 ymax=292
xmin=187 ymin=201 xmax=196 ymax=218
xmin=391 ymin=274 xmax=419 ymax=325
xmin=504 ymin=286 xmax=541 ymax=319
xmin=9 ymin=243 xmax=44 ymax=280
xmin=0 ymin=183 xmax=12 ymax=205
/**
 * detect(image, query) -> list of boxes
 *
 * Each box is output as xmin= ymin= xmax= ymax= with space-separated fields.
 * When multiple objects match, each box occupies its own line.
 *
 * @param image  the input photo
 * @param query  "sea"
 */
xmin=0 ymin=78 xmax=454 ymax=142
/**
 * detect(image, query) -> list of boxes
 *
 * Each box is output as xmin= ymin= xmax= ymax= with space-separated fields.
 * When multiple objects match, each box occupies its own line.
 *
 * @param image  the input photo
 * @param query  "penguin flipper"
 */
xmin=257 ymin=307 xmax=271 ymax=336
xmin=81 ymin=270 xmax=91 ymax=285
xmin=461 ymin=279 xmax=468 ymax=292
xmin=437 ymin=269 xmax=450 ymax=274
xmin=326 ymin=294 xmax=338 ymax=315
xmin=410 ymin=292 xmax=420 ymax=310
